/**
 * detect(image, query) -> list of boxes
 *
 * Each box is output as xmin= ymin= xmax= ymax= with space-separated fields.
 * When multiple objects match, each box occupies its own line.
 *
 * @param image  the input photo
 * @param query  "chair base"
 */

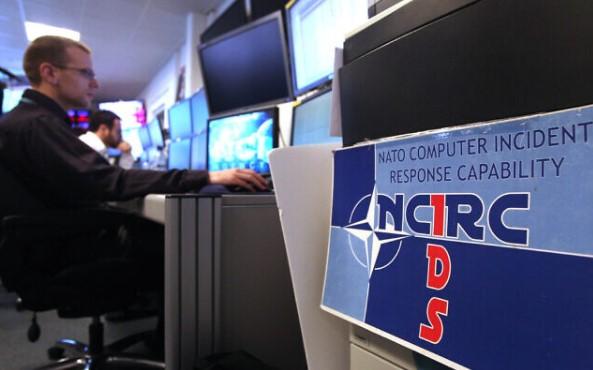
xmin=35 ymin=354 xmax=164 ymax=369
xmin=40 ymin=317 xmax=163 ymax=370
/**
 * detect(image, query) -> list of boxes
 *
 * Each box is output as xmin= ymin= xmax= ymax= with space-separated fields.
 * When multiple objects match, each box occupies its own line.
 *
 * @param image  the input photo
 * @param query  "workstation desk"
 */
xmin=139 ymin=193 xmax=306 ymax=370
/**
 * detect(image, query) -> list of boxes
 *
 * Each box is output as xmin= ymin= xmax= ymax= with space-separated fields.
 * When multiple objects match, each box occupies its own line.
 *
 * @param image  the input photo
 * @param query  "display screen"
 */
xmin=190 ymin=90 xmax=208 ymax=170
xmin=138 ymin=125 xmax=152 ymax=149
xmin=168 ymin=99 xmax=192 ymax=140
xmin=168 ymin=139 xmax=191 ymax=170
xmin=199 ymin=12 xmax=291 ymax=115
xmin=191 ymin=89 xmax=209 ymax=135
xmin=287 ymin=0 xmax=367 ymax=95
xmin=67 ymin=109 xmax=91 ymax=132
xmin=207 ymin=108 xmax=277 ymax=174
xmin=291 ymin=89 xmax=342 ymax=146
xmin=191 ymin=136 xmax=207 ymax=170
xmin=99 ymin=100 xmax=146 ymax=130
xmin=147 ymin=118 xmax=164 ymax=148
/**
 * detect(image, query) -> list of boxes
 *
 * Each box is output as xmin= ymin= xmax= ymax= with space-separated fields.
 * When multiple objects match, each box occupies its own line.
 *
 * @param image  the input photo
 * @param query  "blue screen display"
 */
xmin=148 ymin=118 xmax=164 ymax=148
xmin=168 ymin=99 xmax=192 ymax=140
xmin=191 ymin=90 xmax=209 ymax=135
xmin=138 ymin=125 xmax=152 ymax=149
xmin=208 ymin=110 xmax=276 ymax=174
xmin=191 ymin=135 xmax=207 ymax=170
xmin=168 ymin=138 xmax=191 ymax=169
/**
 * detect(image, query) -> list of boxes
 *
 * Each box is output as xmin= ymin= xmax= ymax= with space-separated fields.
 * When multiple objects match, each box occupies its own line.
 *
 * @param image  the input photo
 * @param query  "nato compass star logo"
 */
xmin=344 ymin=186 xmax=410 ymax=278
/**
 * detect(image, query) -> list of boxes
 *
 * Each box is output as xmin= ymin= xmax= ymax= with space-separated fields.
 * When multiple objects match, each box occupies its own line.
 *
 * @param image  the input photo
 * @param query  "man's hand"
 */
xmin=117 ymin=141 xmax=132 ymax=153
xmin=208 ymin=169 xmax=268 ymax=192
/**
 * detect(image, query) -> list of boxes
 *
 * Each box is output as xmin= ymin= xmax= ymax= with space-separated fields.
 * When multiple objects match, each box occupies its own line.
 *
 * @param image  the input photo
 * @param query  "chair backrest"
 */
xmin=0 ymin=162 xmax=46 ymax=221
xmin=0 ymin=161 xmax=46 ymax=292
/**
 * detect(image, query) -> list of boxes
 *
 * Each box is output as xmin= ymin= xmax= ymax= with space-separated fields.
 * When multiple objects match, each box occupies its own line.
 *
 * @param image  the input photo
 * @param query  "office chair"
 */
xmin=0 ymin=163 xmax=164 ymax=369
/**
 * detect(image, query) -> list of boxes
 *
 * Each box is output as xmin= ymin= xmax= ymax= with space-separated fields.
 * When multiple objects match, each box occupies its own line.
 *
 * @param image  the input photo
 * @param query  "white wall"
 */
xmin=137 ymin=11 xmax=209 ymax=127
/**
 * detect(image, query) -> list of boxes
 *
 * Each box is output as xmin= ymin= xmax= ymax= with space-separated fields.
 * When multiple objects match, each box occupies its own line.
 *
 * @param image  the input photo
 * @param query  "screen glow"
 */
xmin=208 ymin=110 xmax=275 ymax=174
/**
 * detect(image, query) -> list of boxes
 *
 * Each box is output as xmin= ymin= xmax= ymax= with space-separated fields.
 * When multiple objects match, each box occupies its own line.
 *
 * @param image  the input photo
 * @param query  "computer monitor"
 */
xmin=199 ymin=11 xmax=292 ymax=115
xmin=138 ymin=125 xmax=152 ymax=150
xmin=147 ymin=118 xmax=164 ymax=148
xmin=291 ymin=88 xmax=342 ymax=146
xmin=286 ymin=0 xmax=368 ymax=95
xmin=191 ymin=89 xmax=208 ymax=135
xmin=207 ymin=108 xmax=278 ymax=174
xmin=168 ymin=138 xmax=191 ymax=170
xmin=168 ymin=99 xmax=192 ymax=140
xmin=67 ymin=109 xmax=91 ymax=132
xmin=189 ymin=90 xmax=208 ymax=170
xmin=98 ymin=100 xmax=146 ymax=130
xmin=191 ymin=136 xmax=207 ymax=170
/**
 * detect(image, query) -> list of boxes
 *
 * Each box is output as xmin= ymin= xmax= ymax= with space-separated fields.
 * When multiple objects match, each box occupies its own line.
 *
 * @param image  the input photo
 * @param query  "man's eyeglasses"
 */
xmin=55 ymin=65 xmax=96 ymax=80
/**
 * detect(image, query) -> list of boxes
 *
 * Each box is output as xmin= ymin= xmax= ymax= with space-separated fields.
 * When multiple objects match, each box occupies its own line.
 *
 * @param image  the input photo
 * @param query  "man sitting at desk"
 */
xmin=79 ymin=109 xmax=134 ymax=168
xmin=0 ymin=35 xmax=267 ymax=351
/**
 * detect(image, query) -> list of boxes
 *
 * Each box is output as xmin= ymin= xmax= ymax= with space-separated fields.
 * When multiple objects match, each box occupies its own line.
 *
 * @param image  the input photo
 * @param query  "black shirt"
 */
xmin=0 ymin=89 xmax=209 ymax=209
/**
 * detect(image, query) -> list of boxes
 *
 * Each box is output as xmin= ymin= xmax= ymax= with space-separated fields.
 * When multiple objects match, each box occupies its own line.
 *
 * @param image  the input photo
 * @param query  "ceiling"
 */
xmin=0 ymin=0 xmax=226 ymax=101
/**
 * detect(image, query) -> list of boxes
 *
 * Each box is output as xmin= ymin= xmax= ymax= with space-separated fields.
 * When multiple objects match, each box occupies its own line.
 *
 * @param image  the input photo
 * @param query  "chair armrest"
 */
xmin=0 ymin=207 xmax=139 ymax=292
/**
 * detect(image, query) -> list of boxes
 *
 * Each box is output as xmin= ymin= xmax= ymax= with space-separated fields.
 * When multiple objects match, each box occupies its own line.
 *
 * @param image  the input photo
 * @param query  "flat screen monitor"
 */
xmin=138 ymin=125 xmax=152 ymax=150
xmin=199 ymin=11 xmax=292 ymax=115
xmin=99 ymin=100 xmax=146 ymax=130
xmin=190 ymin=90 xmax=208 ymax=170
xmin=147 ymin=118 xmax=164 ymax=148
xmin=191 ymin=89 xmax=209 ymax=135
xmin=67 ymin=109 xmax=91 ymax=132
xmin=287 ymin=0 xmax=368 ymax=95
xmin=191 ymin=136 xmax=207 ymax=170
xmin=168 ymin=99 xmax=192 ymax=140
xmin=291 ymin=88 xmax=342 ymax=146
xmin=168 ymin=138 xmax=191 ymax=170
xmin=207 ymin=108 xmax=278 ymax=174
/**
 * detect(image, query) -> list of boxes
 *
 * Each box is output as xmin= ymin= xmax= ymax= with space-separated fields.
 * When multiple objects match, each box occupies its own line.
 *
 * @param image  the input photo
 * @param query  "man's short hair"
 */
xmin=89 ymin=110 xmax=121 ymax=132
xmin=23 ymin=36 xmax=92 ymax=86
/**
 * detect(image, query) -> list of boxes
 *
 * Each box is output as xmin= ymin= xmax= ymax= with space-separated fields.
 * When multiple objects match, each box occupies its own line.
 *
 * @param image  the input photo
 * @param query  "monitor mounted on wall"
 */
xmin=199 ymin=11 xmax=292 ymax=116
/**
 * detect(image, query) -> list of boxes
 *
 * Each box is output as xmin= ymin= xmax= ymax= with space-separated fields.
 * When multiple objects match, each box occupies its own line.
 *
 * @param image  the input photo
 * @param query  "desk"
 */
xmin=163 ymin=194 xmax=306 ymax=370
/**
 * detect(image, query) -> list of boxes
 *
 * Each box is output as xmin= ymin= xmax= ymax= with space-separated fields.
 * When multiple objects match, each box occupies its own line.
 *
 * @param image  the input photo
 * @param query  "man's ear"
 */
xmin=39 ymin=62 xmax=58 ymax=85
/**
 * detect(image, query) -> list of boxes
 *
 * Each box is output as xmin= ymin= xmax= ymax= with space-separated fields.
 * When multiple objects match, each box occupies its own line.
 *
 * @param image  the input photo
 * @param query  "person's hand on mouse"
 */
xmin=208 ymin=169 xmax=268 ymax=192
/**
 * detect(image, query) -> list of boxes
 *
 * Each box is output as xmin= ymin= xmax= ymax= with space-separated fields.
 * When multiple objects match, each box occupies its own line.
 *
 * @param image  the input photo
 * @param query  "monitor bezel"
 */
xmin=167 ymin=98 xmax=193 ymax=140
xmin=290 ymin=86 xmax=335 ymax=146
xmin=286 ymin=0 xmax=335 ymax=97
xmin=206 ymin=106 xmax=279 ymax=174
xmin=198 ymin=11 xmax=294 ymax=117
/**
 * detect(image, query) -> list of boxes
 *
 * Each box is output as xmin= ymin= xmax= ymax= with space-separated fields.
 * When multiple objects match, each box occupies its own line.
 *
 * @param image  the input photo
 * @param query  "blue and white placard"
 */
xmin=322 ymin=105 xmax=593 ymax=369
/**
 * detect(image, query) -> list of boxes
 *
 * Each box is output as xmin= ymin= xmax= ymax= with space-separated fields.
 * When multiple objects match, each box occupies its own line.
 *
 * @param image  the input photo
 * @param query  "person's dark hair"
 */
xmin=23 ymin=36 xmax=91 ymax=86
xmin=89 ymin=110 xmax=120 ymax=132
